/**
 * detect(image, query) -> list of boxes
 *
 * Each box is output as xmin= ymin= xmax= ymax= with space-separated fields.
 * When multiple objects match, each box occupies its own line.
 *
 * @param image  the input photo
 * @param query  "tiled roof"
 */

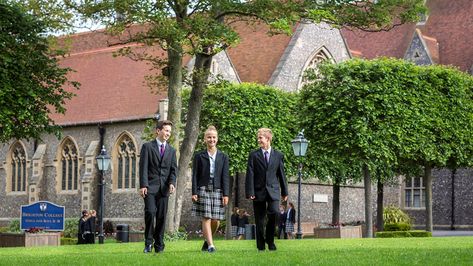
xmin=342 ymin=0 xmax=473 ymax=72
xmin=52 ymin=39 xmax=167 ymax=125
xmin=341 ymin=23 xmax=416 ymax=60
xmin=226 ymin=22 xmax=293 ymax=83
xmin=53 ymin=22 xmax=293 ymax=125
xmin=417 ymin=0 xmax=473 ymax=71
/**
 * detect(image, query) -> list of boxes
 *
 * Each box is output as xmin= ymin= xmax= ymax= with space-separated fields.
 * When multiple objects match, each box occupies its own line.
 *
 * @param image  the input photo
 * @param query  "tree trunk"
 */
xmin=363 ymin=164 xmax=373 ymax=238
xmin=376 ymin=177 xmax=384 ymax=232
xmin=450 ymin=169 xmax=456 ymax=230
xmin=164 ymin=41 xmax=183 ymax=232
xmin=424 ymin=164 xmax=433 ymax=232
xmin=332 ymin=182 xmax=340 ymax=225
xmin=173 ymin=52 xmax=213 ymax=230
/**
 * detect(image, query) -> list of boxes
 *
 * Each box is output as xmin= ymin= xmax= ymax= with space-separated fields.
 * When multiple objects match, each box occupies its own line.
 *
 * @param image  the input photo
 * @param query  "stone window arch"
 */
xmin=57 ymin=137 xmax=80 ymax=192
xmin=6 ymin=141 xmax=28 ymax=193
xmin=298 ymin=47 xmax=333 ymax=89
xmin=112 ymin=132 xmax=138 ymax=191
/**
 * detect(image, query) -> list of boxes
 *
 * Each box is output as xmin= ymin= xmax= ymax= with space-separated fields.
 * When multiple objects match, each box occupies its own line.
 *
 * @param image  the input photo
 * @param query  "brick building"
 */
xmin=1 ymin=0 xmax=472 ymax=231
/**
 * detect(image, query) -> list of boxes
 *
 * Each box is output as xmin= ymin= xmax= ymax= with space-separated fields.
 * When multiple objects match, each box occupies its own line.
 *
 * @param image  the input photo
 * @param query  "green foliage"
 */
xmin=60 ymin=237 xmax=77 ymax=245
xmin=0 ymin=227 xmax=8 ymax=233
xmin=384 ymin=223 xmax=411 ymax=232
xmin=306 ymin=0 xmax=426 ymax=32
xmin=300 ymin=58 xmax=473 ymax=183
xmin=164 ymin=229 xmax=188 ymax=241
xmin=375 ymin=230 xmax=432 ymax=238
xmin=63 ymin=218 xmax=78 ymax=238
xmin=383 ymin=206 xmax=411 ymax=225
xmin=8 ymin=219 xmax=20 ymax=233
xmin=183 ymin=82 xmax=302 ymax=177
xmin=0 ymin=1 xmax=78 ymax=142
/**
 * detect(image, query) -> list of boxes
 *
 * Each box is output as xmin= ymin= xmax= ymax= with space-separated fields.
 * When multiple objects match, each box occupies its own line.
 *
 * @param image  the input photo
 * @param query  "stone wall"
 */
xmin=407 ymin=168 xmax=473 ymax=229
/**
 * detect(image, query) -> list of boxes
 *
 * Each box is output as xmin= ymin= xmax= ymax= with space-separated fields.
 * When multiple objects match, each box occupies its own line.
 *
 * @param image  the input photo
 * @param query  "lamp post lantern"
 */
xmin=291 ymin=130 xmax=308 ymax=240
xmin=95 ymin=145 xmax=111 ymax=244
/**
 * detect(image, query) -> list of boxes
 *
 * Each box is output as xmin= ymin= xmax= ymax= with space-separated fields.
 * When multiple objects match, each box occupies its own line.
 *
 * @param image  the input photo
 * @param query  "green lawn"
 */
xmin=0 ymin=237 xmax=472 ymax=265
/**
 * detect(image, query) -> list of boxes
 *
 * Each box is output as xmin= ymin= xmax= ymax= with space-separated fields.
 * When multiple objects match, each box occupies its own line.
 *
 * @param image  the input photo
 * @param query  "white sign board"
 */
xmin=312 ymin=194 xmax=329 ymax=203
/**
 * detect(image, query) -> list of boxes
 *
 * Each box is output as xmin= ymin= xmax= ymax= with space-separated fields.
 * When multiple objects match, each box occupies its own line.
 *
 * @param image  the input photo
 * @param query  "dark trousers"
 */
xmin=144 ymin=192 xmax=168 ymax=249
xmin=278 ymin=225 xmax=287 ymax=239
xmin=253 ymin=199 xmax=279 ymax=250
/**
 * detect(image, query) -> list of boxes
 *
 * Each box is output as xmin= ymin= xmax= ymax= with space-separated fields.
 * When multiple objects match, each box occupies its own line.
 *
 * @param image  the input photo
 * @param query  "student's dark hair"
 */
xmin=156 ymin=120 xmax=173 ymax=130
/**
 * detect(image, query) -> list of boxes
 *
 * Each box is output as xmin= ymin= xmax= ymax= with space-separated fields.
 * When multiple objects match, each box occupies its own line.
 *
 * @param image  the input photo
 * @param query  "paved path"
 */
xmin=432 ymin=230 xmax=473 ymax=237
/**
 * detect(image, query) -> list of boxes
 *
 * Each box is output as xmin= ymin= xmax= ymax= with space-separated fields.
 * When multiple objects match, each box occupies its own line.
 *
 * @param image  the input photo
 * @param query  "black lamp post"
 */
xmin=291 ymin=130 xmax=308 ymax=240
xmin=96 ymin=146 xmax=111 ymax=244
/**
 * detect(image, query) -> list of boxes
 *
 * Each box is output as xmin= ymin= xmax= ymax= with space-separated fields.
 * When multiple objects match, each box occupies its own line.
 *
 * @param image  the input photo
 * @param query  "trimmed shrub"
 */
xmin=0 ymin=227 xmax=8 ymax=233
xmin=183 ymin=82 xmax=302 ymax=177
xmin=384 ymin=222 xmax=411 ymax=231
xmin=63 ymin=218 xmax=79 ymax=238
xmin=376 ymin=230 xmax=432 ymax=238
xmin=8 ymin=219 xmax=20 ymax=233
xmin=383 ymin=206 xmax=411 ymax=228
xmin=164 ymin=229 xmax=188 ymax=241
xmin=61 ymin=237 xmax=77 ymax=245
xmin=409 ymin=230 xmax=433 ymax=237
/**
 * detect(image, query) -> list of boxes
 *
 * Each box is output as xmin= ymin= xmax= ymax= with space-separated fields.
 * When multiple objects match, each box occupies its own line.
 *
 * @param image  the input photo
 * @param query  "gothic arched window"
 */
xmin=299 ymin=48 xmax=331 ymax=89
xmin=115 ymin=133 xmax=137 ymax=190
xmin=10 ymin=142 xmax=27 ymax=192
xmin=60 ymin=138 xmax=79 ymax=191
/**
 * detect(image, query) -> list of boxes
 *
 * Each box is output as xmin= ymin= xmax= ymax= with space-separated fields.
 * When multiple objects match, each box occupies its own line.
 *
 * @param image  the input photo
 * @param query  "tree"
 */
xmin=300 ymin=58 xmax=424 ymax=237
xmin=300 ymin=58 xmax=473 ymax=235
xmin=0 ymin=1 xmax=78 ymax=142
xmin=71 ymin=0 xmax=425 ymax=231
xmin=399 ymin=65 xmax=473 ymax=231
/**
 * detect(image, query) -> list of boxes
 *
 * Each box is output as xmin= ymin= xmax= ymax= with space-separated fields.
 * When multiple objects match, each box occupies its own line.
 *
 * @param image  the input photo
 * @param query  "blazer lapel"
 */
xmin=215 ymin=150 xmax=222 ymax=173
xmin=202 ymin=151 xmax=210 ymax=161
xmin=151 ymin=140 xmax=161 ymax=162
xmin=267 ymin=149 xmax=275 ymax=168
xmin=257 ymin=149 xmax=267 ymax=169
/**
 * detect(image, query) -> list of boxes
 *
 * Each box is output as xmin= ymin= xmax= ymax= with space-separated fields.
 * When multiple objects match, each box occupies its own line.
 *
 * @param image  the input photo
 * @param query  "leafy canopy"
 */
xmin=0 ymin=1 xmax=78 ymax=142
xmin=183 ymin=82 xmax=302 ymax=176
xmin=299 ymin=58 xmax=473 ymax=182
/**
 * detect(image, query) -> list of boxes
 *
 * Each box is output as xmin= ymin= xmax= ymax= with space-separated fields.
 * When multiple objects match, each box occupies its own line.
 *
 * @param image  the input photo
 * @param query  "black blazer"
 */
xmin=286 ymin=208 xmax=296 ymax=224
xmin=191 ymin=150 xmax=230 ymax=196
xmin=139 ymin=140 xmax=177 ymax=196
xmin=245 ymin=148 xmax=288 ymax=201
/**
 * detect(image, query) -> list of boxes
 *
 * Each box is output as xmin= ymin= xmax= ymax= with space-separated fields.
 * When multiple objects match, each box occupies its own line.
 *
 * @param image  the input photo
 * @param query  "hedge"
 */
xmin=375 ymin=230 xmax=432 ymax=238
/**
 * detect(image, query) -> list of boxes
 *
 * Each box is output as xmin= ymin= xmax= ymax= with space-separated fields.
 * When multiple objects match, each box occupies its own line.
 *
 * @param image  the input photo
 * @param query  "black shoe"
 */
xmin=208 ymin=246 xmax=216 ymax=253
xmin=268 ymin=243 xmax=277 ymax=251
xmin=155 ymin=247 xmax=164 ymax=253
xmin=201 ymin=241 xmax=208 ymax=251
xmin=143 ymin=244 xmax=153 ymax=253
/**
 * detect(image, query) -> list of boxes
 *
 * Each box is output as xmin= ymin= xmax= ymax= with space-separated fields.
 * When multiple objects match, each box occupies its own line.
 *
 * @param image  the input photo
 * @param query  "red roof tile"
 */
xmin=52 ymin=43 xmax=167 ymax=125
xmin=226 ymin=22 xmax=293 ymax=83
xmin=342 ymin=0 xmax=473 ymax=72
xmin=417 ymin=0 xmax=473 ymax=71
xmin=341 ymin=23 xmax=416 ymax=60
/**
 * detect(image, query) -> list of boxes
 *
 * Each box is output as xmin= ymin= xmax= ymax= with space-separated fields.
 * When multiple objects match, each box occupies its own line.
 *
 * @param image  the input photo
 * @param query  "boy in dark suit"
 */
xmin=139 ymin=120 xmax=177 ymax=253
xmin=246 ymin=128 xmax=288 ymax=251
